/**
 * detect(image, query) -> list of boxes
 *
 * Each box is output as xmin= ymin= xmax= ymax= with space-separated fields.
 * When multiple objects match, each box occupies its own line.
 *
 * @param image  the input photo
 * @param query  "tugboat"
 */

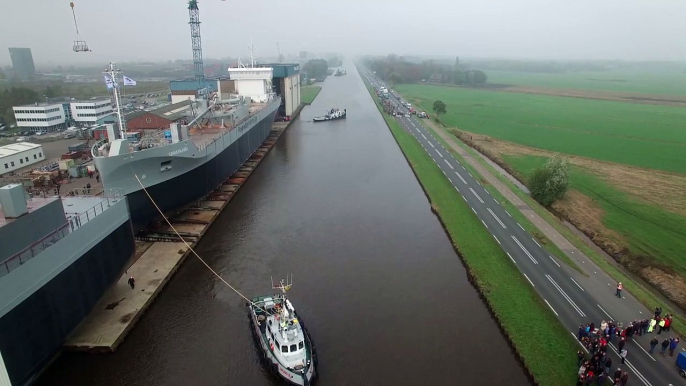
xmin=313 ymin=108 xmax=346 ymax=122
xmin=334 ymin=69 xmax=347 ymax=76
xmin=248 ymin=277 xmax=317 ymax=385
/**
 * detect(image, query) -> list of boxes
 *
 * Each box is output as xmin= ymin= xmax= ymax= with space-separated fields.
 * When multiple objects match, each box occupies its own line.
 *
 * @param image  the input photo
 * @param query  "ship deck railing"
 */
xmin=0 ymin=190 xmax=124 ymax=278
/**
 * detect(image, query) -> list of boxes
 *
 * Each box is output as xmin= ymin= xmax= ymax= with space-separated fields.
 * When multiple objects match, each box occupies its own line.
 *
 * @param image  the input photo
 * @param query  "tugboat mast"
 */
xmin=103 ymin=62 xmax=126 ymax=140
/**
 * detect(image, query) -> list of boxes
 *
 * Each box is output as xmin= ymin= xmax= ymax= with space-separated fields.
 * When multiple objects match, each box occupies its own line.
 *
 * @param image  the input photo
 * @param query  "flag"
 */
xmin=103 ymin=75 xmax=114 ymax=90
xmin=123 ymin=76 xmax=137 ymax=86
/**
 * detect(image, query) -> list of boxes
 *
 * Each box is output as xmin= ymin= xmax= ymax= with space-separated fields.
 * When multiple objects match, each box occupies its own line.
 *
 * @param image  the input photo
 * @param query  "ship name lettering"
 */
xmin=168 ymin=147 xmax=189 ymax=156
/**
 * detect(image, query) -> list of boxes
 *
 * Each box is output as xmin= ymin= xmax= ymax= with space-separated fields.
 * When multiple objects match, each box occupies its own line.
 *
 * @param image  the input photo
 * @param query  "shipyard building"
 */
xmin=169 ymin=63 xmax=301 ymax=117
xmin=0 ymin=143 xmax=44 ymax=174
xmin=12 ymin=100 xmax=115 ymax=133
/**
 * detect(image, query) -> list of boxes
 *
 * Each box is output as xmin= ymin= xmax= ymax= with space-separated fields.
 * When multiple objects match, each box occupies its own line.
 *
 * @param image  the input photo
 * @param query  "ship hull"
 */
xmin=95 ymin=99 xmax=280 ymax=230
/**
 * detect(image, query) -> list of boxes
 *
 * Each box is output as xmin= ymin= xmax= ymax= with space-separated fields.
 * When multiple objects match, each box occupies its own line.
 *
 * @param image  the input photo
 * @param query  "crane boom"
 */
xmin=188 ymin=0 xmax=205 ymax=93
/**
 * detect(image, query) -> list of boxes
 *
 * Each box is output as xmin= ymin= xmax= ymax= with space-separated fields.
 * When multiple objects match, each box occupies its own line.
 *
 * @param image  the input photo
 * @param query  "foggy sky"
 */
xmin=2 ymin=0 xmax=686 ymax=67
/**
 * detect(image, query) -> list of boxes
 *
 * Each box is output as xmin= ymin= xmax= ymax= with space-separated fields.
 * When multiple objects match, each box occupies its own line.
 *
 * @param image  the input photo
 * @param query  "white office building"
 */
xmin=12 ymin=103 xmax=66 ymax=133
xmin=0 ymin=142 xmax=44 ymax=174
xmin=69 ymin=100 xmax=115 ymax=125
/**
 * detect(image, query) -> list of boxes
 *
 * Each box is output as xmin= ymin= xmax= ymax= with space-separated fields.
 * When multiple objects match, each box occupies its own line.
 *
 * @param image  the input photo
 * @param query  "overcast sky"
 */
xmin=2 ymin=0 xmax=686 ymax=67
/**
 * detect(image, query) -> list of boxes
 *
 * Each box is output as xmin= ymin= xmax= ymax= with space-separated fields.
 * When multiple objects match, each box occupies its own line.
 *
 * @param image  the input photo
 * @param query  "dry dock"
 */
xmin=64 ymin=109 xmax=301 ymax=352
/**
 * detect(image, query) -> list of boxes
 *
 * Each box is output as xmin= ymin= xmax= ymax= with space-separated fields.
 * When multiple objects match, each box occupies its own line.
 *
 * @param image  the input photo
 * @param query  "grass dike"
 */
xmin=362 ymin=78 xmax=578 ymax=385
xmin=301 ymin=85 xmax=322 ymax=105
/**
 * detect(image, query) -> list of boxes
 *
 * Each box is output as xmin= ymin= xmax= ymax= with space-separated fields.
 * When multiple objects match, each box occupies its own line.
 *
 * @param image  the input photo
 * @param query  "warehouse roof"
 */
xmin=126 ymin=101 xmax=192 ymax=122
xmin=0 ymin=142 xmax=42 ymax=158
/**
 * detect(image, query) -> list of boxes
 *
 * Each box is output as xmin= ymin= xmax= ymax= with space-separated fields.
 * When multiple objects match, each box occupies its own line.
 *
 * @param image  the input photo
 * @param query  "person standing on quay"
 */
xmin=619 ymin=348 xmax=628 ymax=364
xmin=128 ymin=276 xmax=136 ymax=290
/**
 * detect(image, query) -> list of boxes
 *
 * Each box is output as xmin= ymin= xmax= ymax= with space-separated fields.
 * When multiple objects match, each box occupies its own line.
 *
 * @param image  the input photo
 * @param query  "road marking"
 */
xmin=471 ymin=207 xmax=477 ymax=215
xmin=597 ymin=304 xmax=613 ymax=320
xmin=572 ymin=332 xmax=589 ymax=353
xmin=545 ymin=299 xmax=559 ymax=316
xmin=506 ymin=252 xmax=516 ymax=264
xmin=442 ymin=170 xmax=446 ymax=176
xmin=511 ymin=235 xmax=538 ymax=264
xmin=487 ymin=208 xmax=507 ymax=229
xmin=493 ymin=197 xmax=498 ymax=204
xmin=428 ymin=142 xmax=435 ymax=148
xmin=483 ymin=189 xmax=490 ymax=195
xmin=481 ymin=220 xmax=489 ymax=229
xmin=570 ymin=277 xmax=584 ymax=291
xmin=462 ymin=196 xmax=467 ymax=202
xmin=532 ymin=238 xmax=541 ymax=248
xmin=454 ymin=186 xmax=460 ymax=193
xmin=461 ymin=165 xmax=466 ymax=170
xmin=493 ymin=235 xmax=501 ymax=245
xmin=469 ymin=188 xmax=485 ymax=203
xmin=468 ymin=172 xmax=473 ymax=177
xmin=546 ymin=274 xmax=586 ymax=317
xmin=454 ymin=172 xmax=467 ymax=184
xmin=475 ymin=180 xmax=481 ymax=186
xmin=608 ymin=343 xmax=652 ymax=386
xmin=505 ymin=210 xmax=512 ymax=217
xmin=435 ymin=149 xmax=443 ymax=158
xmin=448 ymin=177 xmax=453 ymax=183
xmin=421 ymin=134 xmax=427 ymax=140
xmin=517 ymin=223 xmax=525 ymax=231
xmin=549 ymin=255 xmax=561 ymax=268
xmin=523 ymin=273 xmax=535 ymax=287
xmin=443 ymin=159 xmax=454 ymax=169
xmin=415 ymin=127 xmax=420 ymax=133
xmin=632 ymin=340 xmax=657 ymax=361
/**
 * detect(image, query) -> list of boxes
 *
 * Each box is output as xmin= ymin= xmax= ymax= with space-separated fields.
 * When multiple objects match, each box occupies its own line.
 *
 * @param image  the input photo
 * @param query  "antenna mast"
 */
xmin=103 ymin=63 xmax=126 ymax=140
xmin=188 ymin=0 xmax=205 ymax=93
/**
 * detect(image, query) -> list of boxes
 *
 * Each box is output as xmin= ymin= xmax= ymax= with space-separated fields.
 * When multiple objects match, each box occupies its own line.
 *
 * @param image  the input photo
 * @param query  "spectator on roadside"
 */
xmin=669 ymin=337 xmax=680 ymax=356
xmin=616 ymin=282 xmax=623 ymax=298
xmin=661 ymin=338 xmax=670 ymax=355
xmin=649 ymin=336 xmax=659 ymax=354
xmin=620 ymin=348 xmax=627 ymax=364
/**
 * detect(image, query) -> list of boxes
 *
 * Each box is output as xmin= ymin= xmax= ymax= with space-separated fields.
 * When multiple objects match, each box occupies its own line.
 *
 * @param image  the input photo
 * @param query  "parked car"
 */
xmin=16 ymin=137 xmax=26 ymax=142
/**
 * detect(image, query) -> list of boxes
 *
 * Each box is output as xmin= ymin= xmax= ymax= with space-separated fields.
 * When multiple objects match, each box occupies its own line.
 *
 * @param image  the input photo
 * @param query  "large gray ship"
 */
xmin=93 ymin=64 xmax=280 ymax=230
xmin=0 ymin=185 xmax=135 ymax=385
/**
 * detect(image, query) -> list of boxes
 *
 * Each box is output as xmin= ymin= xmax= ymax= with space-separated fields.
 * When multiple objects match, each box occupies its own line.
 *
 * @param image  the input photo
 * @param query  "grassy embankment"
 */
xmin=363 ymin=80 xmax=578 ymax=385
xmin=398 ymin=83 xmax=686 ymax=308
xmin=300 ymin=86 xmax=322 ymax=105
xmin=487 ymin=70 xmax=686 ymax=96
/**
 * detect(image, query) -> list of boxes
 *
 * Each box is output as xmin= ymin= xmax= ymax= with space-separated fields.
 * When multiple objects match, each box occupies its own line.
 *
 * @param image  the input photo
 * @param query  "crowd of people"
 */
xmin=576 ymin=306 xmax=680 ymax=385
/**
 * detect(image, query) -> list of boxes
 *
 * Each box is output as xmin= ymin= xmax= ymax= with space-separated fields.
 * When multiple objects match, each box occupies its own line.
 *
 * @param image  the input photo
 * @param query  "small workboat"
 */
xmin=334 ymin=69 xmax=347 ymax=76
xmin=313 ymin=108 xmax=346 ymax=122
xmin=248 ymin=277 xmax=317 ymax=385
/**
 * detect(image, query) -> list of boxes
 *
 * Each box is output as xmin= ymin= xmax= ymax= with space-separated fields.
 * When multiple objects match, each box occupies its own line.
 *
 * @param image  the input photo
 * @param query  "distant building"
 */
xmin=260 ymin=63 xmax=301 ymax=117
xmin=12 ymin=103 xmax=66 ymax=133
xmin=125 ymin=101 xmax=192 ymax=133
xmin=0 ymin=143 xmax=45 ymax=174
xmin=69 ymin=100 xmax=116 ymax=126
xmin=8 ymin=48 xmax=36 ymax=81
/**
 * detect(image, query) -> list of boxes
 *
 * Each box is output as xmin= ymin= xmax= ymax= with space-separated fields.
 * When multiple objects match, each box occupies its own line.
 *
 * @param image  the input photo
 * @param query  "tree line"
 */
xmin=363 ymin=55 xmax=488 ymax=87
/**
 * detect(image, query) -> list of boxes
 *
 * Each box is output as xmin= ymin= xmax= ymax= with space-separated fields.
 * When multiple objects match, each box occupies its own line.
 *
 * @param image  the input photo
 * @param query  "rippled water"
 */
xmin=37 ymin=64 xmax=530 ymax=386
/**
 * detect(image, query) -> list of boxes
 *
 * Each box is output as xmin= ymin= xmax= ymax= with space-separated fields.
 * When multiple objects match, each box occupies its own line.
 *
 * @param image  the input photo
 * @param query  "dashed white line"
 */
xmin=517 ymin=223 xmax=525 ymax=231
xmin=493 ymin=235 xmax=501 ymax=245
xmin=511 ymin=235 xmax=538 ymax=264
xmin=461 ymin=165 xmax=466 ymax=170
xmin=454 ymin=186 xmax=460 ymax=193
xmin=608 ymin=343 xmax=652 ymax=386
xmin=468 ymin=172 xmax=473 ymax=177
xmin=435 ymin=149 xmax=443 ymax=158
xmin=462 ymin=196 xmax=467 ymax=202
xmin=441 ymin=170 xmax=446 ymax=176
xmin=504 ymin=210 xmax=512 ymax=217
xmin=506 ymin=252 xmax=516 ymax=264
xmin=572 ymin=333 xmax=589 ymax=353
xmin=492 ymin=197 xmax=498 ymax=204
xmin=481 ymin=220 xmax=489 ymax=229
xmin=471 ymin=207 xmax=477 ymax=215
xmin=523 ymin=273 xmax=535 ymax=287
xmin=448 ymin=177 xmax=453 ymax=183
xmin=597 ymin=304 xmax=613 ymax=320
xmin=469 ymin=188 xmax=485 ymax=204
xmin=546 ymin=274 xmax=586 ymax=317
xmin=570 ymin=277 xmax=584 ymax=291
xmin=421 ymin=134 xmax=427 ymax=140
xmin=443 ymin=159 xmax=454 ymax=169
xmin=475 ymin=180 xmax=481 ymax=186
xmin=548 ymin=255 xmax=561 ymax=268
xmin=428 ymin=142 xmax=435 ymax=148
xmin=454 ymin=171 xmax=467 ymax=184
xmin=532 ymin=238 xmax=541 ymax=248
xmin=487 ymin=208 xmax=507 ymax=229
xmin=545 ymin=299 xmax=559 ymax=316
xmin=483 ymin=189 xmax=490 ymax=195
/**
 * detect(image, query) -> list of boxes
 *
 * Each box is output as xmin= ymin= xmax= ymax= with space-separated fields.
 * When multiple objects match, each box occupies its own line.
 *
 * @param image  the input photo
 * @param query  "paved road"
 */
xmin=365 ymin=73 xmax=683 ymax=386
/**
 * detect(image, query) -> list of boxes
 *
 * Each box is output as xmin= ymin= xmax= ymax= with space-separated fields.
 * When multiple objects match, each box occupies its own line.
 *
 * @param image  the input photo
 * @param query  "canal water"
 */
xmin=37 ymin=65 xmax=530 ymax=386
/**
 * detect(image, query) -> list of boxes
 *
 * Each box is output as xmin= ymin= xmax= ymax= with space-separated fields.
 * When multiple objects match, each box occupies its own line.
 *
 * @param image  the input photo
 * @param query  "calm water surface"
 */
xmin=37 ymin=64 xmax=530 ymax=386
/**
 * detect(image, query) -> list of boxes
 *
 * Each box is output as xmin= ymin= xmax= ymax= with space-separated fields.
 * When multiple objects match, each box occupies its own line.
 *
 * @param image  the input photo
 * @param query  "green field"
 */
xmin=487 ymin=70 xmax=686 ymax=96
xmin=300 ymin=86 xmax=322 ymax=105
xmin=503 ymin=154 xmax=686 ymax=274
xmin=365 ymin=80 xmax=578 ymax=385
xmin=396 ymin=84 xmax=686 ymax=174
